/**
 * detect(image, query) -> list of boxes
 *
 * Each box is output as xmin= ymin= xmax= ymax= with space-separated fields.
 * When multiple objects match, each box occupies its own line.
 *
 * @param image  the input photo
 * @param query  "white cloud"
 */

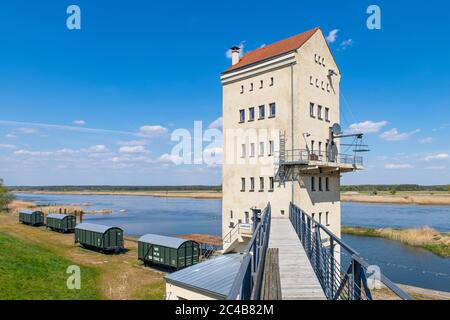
xmin=0 ymin=120 xmax=134 ymax=136
xmin=119 ymin=146 xmax=149 ymax=154
xmin=226 ymin=41 xmax=245 ymax=59
xmin=14 ymin=145 xmax=109 ymax=158
xmin=418 ymin=137 xmax=435 ymax=144
xmin=73 ymin=120 xmax=86 ymax=126
xmin=380 ymin=128 xmax=420 ymax=141
xmin=158 ymin=153 xmax=183 ymax=165
xmin=384 ymin=164 xmax=413 ymax=169
xmin=80 ymin=145 xmax=109 ymax=153
xmin=346 ymin=120 xmax=388 ymax=134
xmin=424 ymin=153 xmax=450 ymax=161
xmin=208 ymin=117 xmax=222 ymax=129
xmin=339 ymin=39 xmax=353 ymax=50
xmin=54 ymin=148 xmax=77 ymax=155
xmin=13 ymin=127 xmax=38 ymax=135
xmin=326 ymin=29 xmax=339 ymax=43
xmin=138 ymin=125 xmax=168 ymax=137
xmin=14 ymin=150 xmax=52 ymax=157
xmin=117 ymin=140 xmax=149 ymax=146
xmin=110 ymin=155 xmax=151 ymax=163
xmin=0 ymin=144 xmax=17 ymax=149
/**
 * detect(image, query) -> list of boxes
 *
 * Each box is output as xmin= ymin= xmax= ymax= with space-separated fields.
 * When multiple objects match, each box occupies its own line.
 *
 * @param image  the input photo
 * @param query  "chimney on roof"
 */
xmin=230 ymin=46 xmax=241 ymax=66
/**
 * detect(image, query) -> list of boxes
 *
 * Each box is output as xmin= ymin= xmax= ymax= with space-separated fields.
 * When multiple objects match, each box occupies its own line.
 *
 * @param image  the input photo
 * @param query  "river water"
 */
xmin=14 ymin=193 xmax=450 ymax=292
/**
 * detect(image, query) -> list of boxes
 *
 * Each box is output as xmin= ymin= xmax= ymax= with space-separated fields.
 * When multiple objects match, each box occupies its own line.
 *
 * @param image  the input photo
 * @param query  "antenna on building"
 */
xmin=330 ymin=123 xmax=370 ymax=154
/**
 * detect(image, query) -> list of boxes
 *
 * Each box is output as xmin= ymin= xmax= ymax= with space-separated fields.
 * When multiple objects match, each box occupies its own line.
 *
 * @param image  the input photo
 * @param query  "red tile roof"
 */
xmin=224 ymin=27 xmax=320 ymax=73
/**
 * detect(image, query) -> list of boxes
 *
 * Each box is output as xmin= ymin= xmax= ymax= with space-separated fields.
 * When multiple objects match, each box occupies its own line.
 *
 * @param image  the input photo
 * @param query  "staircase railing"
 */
xmin=227 ymin=203 xmax=272 ymax=300
xmin=289 ymin=203 xmax=413 ymax=300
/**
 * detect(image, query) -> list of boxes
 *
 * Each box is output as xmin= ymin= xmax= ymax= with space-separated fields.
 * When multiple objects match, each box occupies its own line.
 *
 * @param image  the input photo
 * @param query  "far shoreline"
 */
xmin=12 ymin=190 xmax=450 ymax=205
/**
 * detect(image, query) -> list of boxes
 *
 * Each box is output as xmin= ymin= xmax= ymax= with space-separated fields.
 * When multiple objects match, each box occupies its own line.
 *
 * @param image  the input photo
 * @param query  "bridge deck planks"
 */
xmin=261 ymin=248 xmax=282 ymax=300
xmin=269 ymin=218 xmax=326 ymax=300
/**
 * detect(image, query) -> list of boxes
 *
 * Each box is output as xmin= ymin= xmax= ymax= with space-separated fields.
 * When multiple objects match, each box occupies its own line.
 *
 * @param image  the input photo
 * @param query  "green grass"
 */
xmin=422 ymin=244 xmax=450 ymax=258
xmin=132 ymin=282 xmax=165 ymax=300
xmin=0 ymin=231 xmax=102 ymax=300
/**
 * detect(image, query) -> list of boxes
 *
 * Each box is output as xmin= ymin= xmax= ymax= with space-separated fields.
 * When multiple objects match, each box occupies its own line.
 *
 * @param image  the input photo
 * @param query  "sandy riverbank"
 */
xmin=16 ymin=190 xmax=223 ymax=200
xmin=341 ymin=192 xmax=450 ymax=205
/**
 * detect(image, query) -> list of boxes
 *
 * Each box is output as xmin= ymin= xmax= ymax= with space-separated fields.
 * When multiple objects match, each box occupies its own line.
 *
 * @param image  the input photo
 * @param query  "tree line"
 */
xmin=0 ymin=179 xmax=15 ymax=211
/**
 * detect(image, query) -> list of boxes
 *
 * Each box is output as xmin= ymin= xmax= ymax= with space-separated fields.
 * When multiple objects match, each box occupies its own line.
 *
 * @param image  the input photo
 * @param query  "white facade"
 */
xmin=221 ymin=28 xmax=360 ymax=251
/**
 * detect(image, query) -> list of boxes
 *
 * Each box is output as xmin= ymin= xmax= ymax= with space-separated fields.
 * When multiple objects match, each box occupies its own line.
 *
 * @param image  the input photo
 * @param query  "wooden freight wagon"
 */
xmin=75 ymin=223 xmax=124 ymax=253
xmin=46 ymin=214 xmax=76 ymax=233
xmin=19 ymin=210 xmax=44 ymax=226
xmin=138 ymin=234 xmax=200 ymax=269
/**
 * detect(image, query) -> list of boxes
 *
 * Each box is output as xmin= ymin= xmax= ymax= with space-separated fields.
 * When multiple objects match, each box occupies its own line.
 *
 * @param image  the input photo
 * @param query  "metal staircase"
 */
xmin=277 ymin=131 xmax=287 ymax=187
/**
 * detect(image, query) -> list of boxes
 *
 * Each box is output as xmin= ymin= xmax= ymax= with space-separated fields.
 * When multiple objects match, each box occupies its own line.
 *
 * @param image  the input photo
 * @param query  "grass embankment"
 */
xmin=0 ymin=211 xmax=165 ymax=300
xmin=0 ymin=232 xmax=101 ymax=300
xmin=342 ymin=226 xmax=450 ymax=257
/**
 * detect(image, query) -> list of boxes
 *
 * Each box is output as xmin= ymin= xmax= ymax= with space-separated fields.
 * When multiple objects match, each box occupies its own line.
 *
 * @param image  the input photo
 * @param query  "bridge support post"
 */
xmin=352 ymin=258 xmax=362 ymax=300
xmin=329 ymin=238 xmax=335 ymax=298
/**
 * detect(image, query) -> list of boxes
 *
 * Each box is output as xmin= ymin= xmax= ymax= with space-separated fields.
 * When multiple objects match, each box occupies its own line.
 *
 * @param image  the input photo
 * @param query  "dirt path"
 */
xmin=0 ymin=212 xmax=165 ymax=300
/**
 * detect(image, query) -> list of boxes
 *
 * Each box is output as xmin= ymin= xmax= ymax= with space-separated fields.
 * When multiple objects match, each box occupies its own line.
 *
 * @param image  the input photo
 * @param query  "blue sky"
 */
xmin=0 ymin=0 xmax=449 ymax=186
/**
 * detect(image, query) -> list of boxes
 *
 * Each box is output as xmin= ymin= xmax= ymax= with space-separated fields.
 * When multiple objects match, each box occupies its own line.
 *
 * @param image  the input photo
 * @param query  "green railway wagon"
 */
xmin=138 ymin=234 xmax=200 ymax=269
xmin=19 ymin=210 xmax=44 ymax=226
xmin=46 ymin=214 xmax=76 ymax=233
xmin=75 ymin=223 xmax=124 ymax=253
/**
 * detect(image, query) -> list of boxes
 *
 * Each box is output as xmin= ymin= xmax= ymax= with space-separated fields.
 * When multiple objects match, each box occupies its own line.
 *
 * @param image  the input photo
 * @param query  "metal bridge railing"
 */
xmin=227 ymin=203 xmax=272 ymax=300
xmin=289 ymin=203 xmax=413 ymax=300
xmin=277 ymin=149 xmax=363 ymax=166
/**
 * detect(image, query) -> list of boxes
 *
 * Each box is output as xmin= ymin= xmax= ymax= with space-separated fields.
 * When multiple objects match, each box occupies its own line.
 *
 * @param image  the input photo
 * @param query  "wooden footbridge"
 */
xmin=227 ymin=203 xmax=413 ymax=301
xmin=266 ymin=218 xmax=325 ymax=300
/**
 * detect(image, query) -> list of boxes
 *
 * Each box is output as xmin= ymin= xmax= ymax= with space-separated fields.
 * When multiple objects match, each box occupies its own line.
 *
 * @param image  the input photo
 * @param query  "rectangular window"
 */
xmin=310 ymin=103 xmax=315 ymax=118
xmin=325 ymin=107 xmax=330 ymax=122
xmin=230 ymin=210 xmax=233 ymax=219
xmin=319 ymin=177 xmax=323 ymax=191
xmin=326 ymin=212 xmax=329 ymax=226
xmin=250 ymin=83 xmax=254 ymax=91
xmin=241 ymin=178 xmax=245 ymax=191
xmin=326 ymin=177 xmax=330 ymax=191
xmin=269 ymin=140 xmax=274 ymax=156
xmin=318 ymin=105 xmax=323 ymax=120
xmin=270 ymin=77 xmax=274 ymax=86
xmin=260 ymin=80 xmax=263 ymax=89
xmin=259 ymin=142 xmax=265 ymax=157
xmin=311 ymin=177 xmax=316 ymax=191
xmin=250 ymin=143 xmax=255 ymax=157
xmin=239 ymin=109 xmax=245 ymax=123
xmin=240 ymin=85 xmax=244 ymax=94
xmin=258 ymin=105 xmax=265 ymax=119
xmin=319 ymin=212 xmax=322 ymax=224
xmin=249 ymin=107 xmax=255 ymax=121
xmin=269 ymin=177 xmax=274 ymax=191
xmin=241 ymin=144 xmax=246 ymax=158
xmin=259 ymin=177 xmax=264 ymax=191
xmin=250 ymin=177 xmax=255 ymax=191
xmin=318 ymin=142 xmax=322 ymax=156
xmin=269 ymin=103 xmax=276 ymax=117
xmin=311 ymin=140 xmax=315 ymax=153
